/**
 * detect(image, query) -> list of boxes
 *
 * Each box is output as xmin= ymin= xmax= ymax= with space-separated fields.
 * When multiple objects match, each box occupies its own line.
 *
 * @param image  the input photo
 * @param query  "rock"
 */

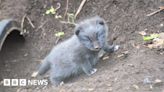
xmin=127 ymin=64 xmax=135 ymax=67
xmin=154 ymin=79 xmax=162 ymax=83
xmin=88 ymin=88 xmax=94 ymax=91
xmin=31 ymin=71 xmax=38 ymax=78
xmin=132 ymin=84 xmax=139 ymax=90
xmin=153 ymin=79 xmax=163 ymax=86
xmin=139 ymin=31 xmax=147 ymax=36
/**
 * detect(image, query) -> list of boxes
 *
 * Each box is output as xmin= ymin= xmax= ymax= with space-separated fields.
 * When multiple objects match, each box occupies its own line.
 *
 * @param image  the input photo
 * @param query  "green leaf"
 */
xmin=143 ymin=36 xmax=153 ymax=41
xmin=67 ymin=13 xmax=75 ymax=23
xmin=143 ymin=34 xmax=159 ymax=41
xmin=45 ymin=6 xmax=56 ymax=15
xmin=150 ymin=34 xmax=159 ymax=38
xmin=55 ymin=32 xmax=65 ymax=37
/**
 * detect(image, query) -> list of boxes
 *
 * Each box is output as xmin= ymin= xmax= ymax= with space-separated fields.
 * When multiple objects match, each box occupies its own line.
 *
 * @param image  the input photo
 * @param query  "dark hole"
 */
xmin=4 ymin=30 xmax=25 ymax=43
xmin=0 ymin=30 xmax=25 ymax=64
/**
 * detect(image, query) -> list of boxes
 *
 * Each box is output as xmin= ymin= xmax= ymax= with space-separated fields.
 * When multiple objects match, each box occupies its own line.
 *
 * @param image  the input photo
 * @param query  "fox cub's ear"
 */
xmin=75 ymin=26 xmax=83 ymax=35
xmin=75 ymin=28 xmax=80 ymax=35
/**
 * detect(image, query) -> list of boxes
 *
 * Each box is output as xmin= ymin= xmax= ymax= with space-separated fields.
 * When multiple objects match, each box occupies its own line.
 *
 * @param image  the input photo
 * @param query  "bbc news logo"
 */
xmin=3 ymin=79 xmax=48 ymax=86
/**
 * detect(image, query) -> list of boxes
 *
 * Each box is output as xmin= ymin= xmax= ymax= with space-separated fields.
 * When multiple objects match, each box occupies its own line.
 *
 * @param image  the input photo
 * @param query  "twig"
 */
xmin=147 ymin=6 xmax=164 ymax=16
xmin=26 ymin=16 xmax=35 ymax=28
xmin=75 ymin=0 xmax=87 ymax=18
xmin=64 ymin=0 xmax=69 ymax=19
xmin=147 ymin=9 xmax=163 ymax=16
xmin=56 ymin=2 xmax=61 ymax=11
xmin=60 ymin=21 xmax=77 ymax=26
xmin=21 ymin=14 xmax=35 ymax=30
xmin=55 ymin=37 xmax=60 ymax=44
xmin=21 ymin=14 xmax=26 ymax=30
xmin=35 ymin=21 xmax=47 ymax=31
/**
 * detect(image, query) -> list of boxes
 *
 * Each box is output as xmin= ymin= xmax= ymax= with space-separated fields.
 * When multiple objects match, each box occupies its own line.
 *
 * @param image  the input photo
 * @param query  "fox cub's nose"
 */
xmin=93 ymin=42 xmax=100 ymax=50
xmin=94 ymin=45 xmax=100 ymax=49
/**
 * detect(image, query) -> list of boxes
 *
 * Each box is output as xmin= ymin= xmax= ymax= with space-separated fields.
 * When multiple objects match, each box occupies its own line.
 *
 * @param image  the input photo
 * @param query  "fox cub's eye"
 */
xmin=99 ymin=21 xmax=104 ymax=25
xmin=80 ymin=35 xmax=91 ymax=41
xmin=85 ymin=36 xmax=91 ymax=41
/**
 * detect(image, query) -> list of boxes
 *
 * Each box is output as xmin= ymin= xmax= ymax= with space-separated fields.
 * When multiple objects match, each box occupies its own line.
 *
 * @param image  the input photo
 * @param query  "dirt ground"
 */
xmin=0 ymin=0 xmax=164 ymax=92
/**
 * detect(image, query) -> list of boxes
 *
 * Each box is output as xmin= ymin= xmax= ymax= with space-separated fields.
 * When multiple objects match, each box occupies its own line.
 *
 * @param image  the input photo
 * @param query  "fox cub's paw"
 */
xmin=87 ymin=68 xmax=97 ymax=76
xmin=114 ymin=45 xmax=119 ymax=52
xmin=90 ymin=68 xmax=97 ymax=75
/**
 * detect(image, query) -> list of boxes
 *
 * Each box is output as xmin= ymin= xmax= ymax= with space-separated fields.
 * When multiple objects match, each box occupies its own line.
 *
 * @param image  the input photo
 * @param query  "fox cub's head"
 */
xmin=75 ymin=16 xmax=108 ymax=51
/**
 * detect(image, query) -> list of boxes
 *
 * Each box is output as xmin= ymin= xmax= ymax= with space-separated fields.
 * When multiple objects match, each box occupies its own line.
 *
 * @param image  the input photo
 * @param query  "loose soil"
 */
xmin=0 ymin=0 xmax=164 ymax=92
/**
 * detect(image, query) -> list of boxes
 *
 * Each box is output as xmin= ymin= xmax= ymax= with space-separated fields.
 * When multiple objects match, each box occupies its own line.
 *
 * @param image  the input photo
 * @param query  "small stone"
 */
xmin=55 ymin=15 xmax=62 ymax=19
xmin=16 ymin=88 xmax=22 ymax=92
xmin=132 ymin=84 xmax=139 ymax=90
xmin=154 ymin=79 xmax=162 ymax=83
xmin=107 ymin=83 xmax=112 ymax=87
xmin=139 ymin=31 xmax=147 ymax=36
xmin=113 ymin=68 xmax=119 ymax=72
xmin=123 ymin=51 xmax=129 ymax=54
xmin=127 ymin=64 xmax=135 ymax=67
xmin=117 ymin=54 xmax=124 ymax=58
xmin=150 ymin=85 xmax=153 ymax=89
xmin=24 ymin=53 xmax=28 ymax=57
xmin=117 ymin=51 xmax=129 ymax=58
xmin=160 ymin=23 xmax=164 ymax=27
xmin=102 ymin=56 xmax=109 ymax=60
xmin=88 ymin=88 xmax=94 ymax=91
xmin=114 ymin=78 xmax=118 ymax=82
xmin=31 ymin=72 xmax=38 ymax=78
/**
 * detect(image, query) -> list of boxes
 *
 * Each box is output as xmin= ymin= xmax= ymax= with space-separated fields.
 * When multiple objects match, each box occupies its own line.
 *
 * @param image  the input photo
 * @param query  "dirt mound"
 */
xmin=0 ymin=0 xmax=164 ymax=92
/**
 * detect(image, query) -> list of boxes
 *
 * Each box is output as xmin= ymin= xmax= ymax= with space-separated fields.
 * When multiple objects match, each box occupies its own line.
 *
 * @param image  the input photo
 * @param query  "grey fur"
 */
xmin=38 ymin=16 xmax=119 ymax=86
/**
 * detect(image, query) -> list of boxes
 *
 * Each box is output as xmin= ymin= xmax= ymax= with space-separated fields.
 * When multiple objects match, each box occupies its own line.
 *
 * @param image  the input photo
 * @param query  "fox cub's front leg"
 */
xmin=81 ymin=60 xmax=97 ymax=76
